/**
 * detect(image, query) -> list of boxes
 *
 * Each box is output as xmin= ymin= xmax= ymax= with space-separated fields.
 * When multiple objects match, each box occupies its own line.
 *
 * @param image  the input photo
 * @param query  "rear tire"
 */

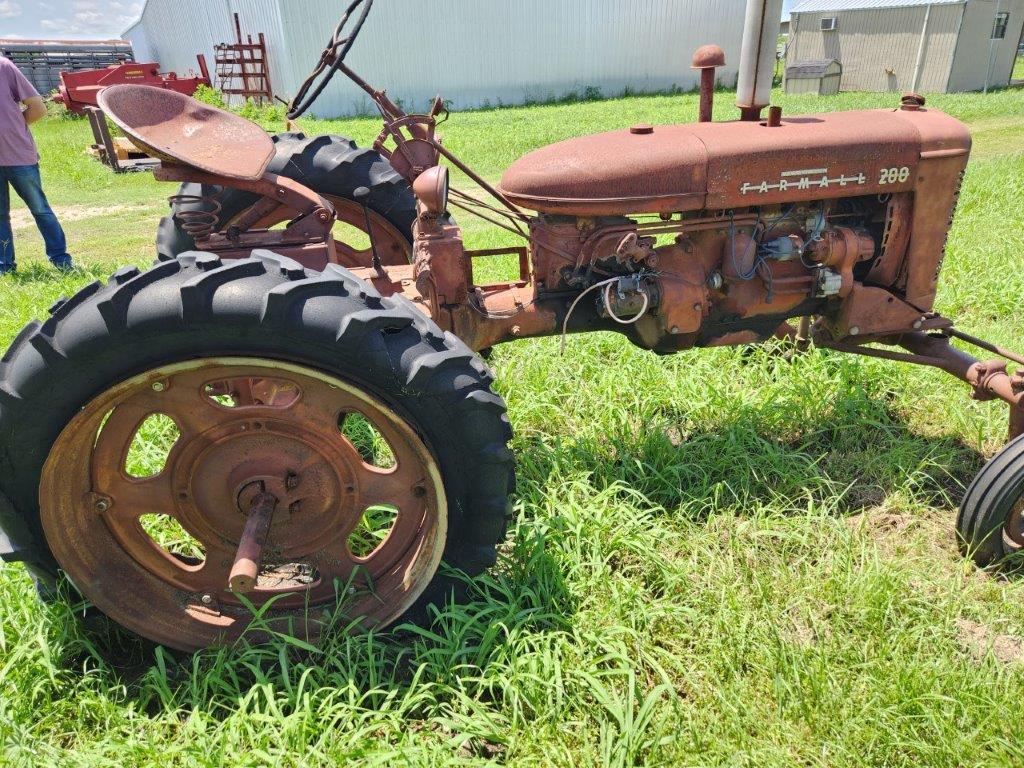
xmin=0 ymin=251 xmax=514 ymax=650
xmin=957 ymin=434 xmax=1024 ymax=567
xmin=156 ymin=132 xmax=417 ymax=262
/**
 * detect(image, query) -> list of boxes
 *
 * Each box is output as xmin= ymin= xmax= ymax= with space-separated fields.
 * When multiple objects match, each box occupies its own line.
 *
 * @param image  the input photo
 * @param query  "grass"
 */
xmin=2 ymin=83 xmax=1024 ymax=766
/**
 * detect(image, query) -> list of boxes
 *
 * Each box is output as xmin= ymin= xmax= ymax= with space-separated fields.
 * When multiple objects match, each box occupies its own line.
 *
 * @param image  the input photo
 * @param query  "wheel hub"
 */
xmin=176 ymin=416 xmax=358 ymax=563
xmin=39 ymin=358 xmax=447 ymax=651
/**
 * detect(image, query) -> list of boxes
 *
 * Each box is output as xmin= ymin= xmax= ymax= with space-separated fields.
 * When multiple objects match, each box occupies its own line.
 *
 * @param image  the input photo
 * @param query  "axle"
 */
xmin=228 ymin=491 xmax=277 ymax=593
xmin=819 ymin=330 xmax=1024 ymax=442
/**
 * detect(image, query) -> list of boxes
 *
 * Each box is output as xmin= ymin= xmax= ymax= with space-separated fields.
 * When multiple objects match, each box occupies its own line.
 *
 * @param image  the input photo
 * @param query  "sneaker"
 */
xmin=0 ymin=264 xmax=15 ymax=276
xmin=51 ymin=258 xmax=75 ymax=272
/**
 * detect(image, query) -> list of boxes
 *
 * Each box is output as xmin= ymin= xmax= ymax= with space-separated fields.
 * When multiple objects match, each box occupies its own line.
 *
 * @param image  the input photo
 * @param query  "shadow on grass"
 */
xmin=1 ymin=261 xmax=110 ymax=286
xmin=514 ymin=374 xmax=985 ymax=522
xmin=38 ymin=528 xmax=574 ymax=718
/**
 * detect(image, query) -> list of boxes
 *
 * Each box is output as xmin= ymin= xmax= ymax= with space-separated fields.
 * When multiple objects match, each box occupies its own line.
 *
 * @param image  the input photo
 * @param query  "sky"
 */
xmin=0 ymin=1 xmax=144 ymax=40
xmin=0 ymin=0 xmax=795 ymax=41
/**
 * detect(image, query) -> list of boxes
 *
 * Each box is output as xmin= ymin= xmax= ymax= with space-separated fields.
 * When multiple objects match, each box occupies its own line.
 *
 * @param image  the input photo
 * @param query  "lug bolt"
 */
xmin=151 ymin=381 xmax=166 ymax=392
xmin=671 ymin=325 xmax=680 ymax=334
xmin=849 ymin=326 xmax=861 ymax=336
xmin=913 ymin=319 xmax=923 ymax=330
xmin=200 ymin=593 xmax=213 ymax=605
xmin=94 ymin=498 xmax=110 ymax=512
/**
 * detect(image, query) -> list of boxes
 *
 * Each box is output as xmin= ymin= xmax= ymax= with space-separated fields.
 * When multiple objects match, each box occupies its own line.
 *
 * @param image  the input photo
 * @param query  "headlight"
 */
xmin=413 ymin=165 xmax=449 ymax=215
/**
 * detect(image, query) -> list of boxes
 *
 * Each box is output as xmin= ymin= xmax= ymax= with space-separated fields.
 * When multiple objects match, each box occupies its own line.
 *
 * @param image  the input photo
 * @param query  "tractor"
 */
xmin=1 ymin=0 xmax=1021 ymax=652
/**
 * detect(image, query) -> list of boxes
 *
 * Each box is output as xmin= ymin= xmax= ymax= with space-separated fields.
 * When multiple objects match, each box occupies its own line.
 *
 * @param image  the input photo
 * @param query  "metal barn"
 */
xmin=123 ymin=0 xmax=749 ymax=118
xmin=788 ymin=0 xmax=1024 ymax=93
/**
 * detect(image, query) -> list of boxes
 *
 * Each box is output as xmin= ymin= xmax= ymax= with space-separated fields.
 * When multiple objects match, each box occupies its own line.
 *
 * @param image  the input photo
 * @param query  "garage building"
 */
xmin=787 ymin=0 xmax=1024 ymax=92
xmin=123 ymin=0 xmax=748 ymax=118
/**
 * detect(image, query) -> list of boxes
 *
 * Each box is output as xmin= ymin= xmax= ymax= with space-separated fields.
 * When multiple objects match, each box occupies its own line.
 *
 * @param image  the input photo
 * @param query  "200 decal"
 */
xmin=879 ymin=166 xmax=911 ymax=185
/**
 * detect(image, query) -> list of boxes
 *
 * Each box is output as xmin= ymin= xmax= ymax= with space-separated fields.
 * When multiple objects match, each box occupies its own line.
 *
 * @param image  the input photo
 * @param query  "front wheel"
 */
xmin=958 ymin=434 xmax=1024 ymax=567
xmin=0 ymin=252 xmax=514 ymax=651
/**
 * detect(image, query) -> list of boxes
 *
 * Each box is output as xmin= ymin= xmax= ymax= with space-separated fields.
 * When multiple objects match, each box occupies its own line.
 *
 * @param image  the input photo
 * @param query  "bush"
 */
xmin=237 ymin=97 xmax=284 ymax=124
xmin=192 ymin=84 xmax=227 ymax=109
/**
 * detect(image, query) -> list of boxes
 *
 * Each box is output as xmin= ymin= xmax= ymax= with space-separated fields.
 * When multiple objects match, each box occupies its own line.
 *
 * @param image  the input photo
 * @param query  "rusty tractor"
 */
xmin=1 ymin=0 xmax=1021 ymax=652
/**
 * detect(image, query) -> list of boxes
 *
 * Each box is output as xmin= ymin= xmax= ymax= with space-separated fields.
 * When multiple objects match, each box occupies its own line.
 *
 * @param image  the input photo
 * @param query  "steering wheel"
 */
xmin=288 ymin=0 xmax=374 ymax=119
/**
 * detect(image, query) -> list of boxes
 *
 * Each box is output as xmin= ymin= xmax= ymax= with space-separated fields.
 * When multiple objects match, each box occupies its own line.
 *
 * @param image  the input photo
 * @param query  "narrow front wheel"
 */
xmin=958 ymin=434 xmax=1024 ymax=568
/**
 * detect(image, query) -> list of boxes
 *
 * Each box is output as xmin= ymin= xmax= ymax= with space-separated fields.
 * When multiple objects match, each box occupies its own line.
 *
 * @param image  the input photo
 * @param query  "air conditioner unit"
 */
xmin=821 ymin=17 xmax=838 ymax=31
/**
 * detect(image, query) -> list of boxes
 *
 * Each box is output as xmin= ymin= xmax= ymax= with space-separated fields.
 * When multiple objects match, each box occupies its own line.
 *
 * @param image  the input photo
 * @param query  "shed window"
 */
xmin=821 ymin=16 xmax=838 ymax=31
xmin=991 ymin=12 xmax=1009 ymax=39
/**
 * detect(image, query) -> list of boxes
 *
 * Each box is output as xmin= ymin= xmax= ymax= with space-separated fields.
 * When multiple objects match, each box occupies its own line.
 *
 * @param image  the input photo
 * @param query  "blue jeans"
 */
xmin=0 ymin=164 xmax=72 ymax=272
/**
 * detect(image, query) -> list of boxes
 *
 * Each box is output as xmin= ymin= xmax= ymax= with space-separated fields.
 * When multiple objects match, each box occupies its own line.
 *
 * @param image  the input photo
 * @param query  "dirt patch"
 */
xmin=785 ymin=606 xmax=833 ymax=648
xmin=9 ymin=203 xmax=159 ymax=230
xmin=956 ymin=617 xmax=1024 ymax=665
xmin=845 ymin=510 xmax=916 ymax=537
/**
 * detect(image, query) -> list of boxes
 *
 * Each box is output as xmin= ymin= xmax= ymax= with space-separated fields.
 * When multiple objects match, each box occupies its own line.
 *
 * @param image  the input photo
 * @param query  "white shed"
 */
xmin=784 ymin=58 xmax=844 ymax=93
xmin=787 ymin=0 xmax=1024 ymax=93
xmin=123 ymin=0 xmax=749 ymax=118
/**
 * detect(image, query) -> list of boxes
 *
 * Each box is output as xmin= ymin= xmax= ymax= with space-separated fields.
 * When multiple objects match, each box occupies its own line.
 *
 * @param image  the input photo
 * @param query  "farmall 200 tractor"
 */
xmin=0 ymin=0 xmax=1020 ymax=652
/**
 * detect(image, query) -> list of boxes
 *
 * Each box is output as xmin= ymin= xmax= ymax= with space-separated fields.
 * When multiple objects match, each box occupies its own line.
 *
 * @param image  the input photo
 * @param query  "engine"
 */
xmin=499 ymin=101 xmax=971 ymax=352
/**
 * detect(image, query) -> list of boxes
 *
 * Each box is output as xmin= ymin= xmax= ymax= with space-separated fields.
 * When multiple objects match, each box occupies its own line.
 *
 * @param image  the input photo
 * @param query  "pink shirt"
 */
xmin=0 ymin=56 xmax=40 ymax=166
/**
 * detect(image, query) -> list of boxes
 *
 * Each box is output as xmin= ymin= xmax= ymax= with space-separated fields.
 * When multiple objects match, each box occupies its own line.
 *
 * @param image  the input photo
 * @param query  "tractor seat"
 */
xmin=97 ymin=84 xmax=275 ymax=181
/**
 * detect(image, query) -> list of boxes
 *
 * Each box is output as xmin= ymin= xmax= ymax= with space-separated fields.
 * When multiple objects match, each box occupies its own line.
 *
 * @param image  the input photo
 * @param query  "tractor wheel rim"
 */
xmin=39 ymin=357 xmax=446 ymax=651
xmin=1005 ymin=497 xmax=1024 ymax=550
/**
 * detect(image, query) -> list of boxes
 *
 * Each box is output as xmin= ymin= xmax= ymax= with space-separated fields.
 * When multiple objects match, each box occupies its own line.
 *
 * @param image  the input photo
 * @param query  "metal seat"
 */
xmin=97 ymin=84 xmax=275 ymax=181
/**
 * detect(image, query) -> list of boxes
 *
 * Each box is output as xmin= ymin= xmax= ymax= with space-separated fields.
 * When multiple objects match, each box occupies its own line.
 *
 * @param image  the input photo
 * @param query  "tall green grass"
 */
xmin=1 ymin=85 xmax=1024 ymax=766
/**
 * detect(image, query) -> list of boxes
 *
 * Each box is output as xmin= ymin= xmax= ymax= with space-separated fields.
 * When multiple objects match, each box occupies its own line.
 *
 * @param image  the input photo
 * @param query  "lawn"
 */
xmin=2 ymin=83 xmax=1024 ymax=766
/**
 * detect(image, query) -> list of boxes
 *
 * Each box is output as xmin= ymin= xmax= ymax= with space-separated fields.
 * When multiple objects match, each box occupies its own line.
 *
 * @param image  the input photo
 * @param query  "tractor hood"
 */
xmin=498 ymin=108 xmax=970 ymax=216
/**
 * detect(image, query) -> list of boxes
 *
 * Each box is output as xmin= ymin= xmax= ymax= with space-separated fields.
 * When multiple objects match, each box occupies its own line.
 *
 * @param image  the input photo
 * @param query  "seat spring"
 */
xmin=169 ymin=194 xmax=224 ymax=239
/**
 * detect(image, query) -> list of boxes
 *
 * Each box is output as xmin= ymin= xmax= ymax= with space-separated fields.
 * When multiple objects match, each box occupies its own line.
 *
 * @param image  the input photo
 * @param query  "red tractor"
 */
xmin=0 ymin=0 xmax=1020 ymax=652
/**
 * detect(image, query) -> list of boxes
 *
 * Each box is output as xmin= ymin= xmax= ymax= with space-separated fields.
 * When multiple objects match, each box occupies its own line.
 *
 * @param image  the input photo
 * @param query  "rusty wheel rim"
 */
xmin=242 ymin=195 xmax=413 ymax=267
xmin=1003 ymin=497 xmax=1024 ymax=551
xmin=39 ymin=358 xmax=446 ymax=651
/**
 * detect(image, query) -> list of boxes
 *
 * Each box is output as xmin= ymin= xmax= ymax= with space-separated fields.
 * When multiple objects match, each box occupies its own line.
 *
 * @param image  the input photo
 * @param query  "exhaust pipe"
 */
xmin=736 ymin=0 xmax=784 ymax=121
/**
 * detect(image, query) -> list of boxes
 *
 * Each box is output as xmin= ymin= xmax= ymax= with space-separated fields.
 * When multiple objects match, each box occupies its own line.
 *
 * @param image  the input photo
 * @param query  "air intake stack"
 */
xmin=736 ymin=0 xmax=785 ymax=120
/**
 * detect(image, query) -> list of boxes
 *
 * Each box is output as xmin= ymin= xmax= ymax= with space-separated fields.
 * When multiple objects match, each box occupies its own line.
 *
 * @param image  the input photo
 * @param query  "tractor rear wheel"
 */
xmin=0 ymin=252 xmax=514 ymax=651
xmin=958 ymin=434 xmax=1024 ymax=568
xmin=155 ymin=132 xmax=416 ymax=267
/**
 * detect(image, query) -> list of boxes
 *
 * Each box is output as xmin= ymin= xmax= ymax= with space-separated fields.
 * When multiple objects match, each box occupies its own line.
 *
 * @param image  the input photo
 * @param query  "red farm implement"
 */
xmin=55 ymin=57 xmax=211 ymax=115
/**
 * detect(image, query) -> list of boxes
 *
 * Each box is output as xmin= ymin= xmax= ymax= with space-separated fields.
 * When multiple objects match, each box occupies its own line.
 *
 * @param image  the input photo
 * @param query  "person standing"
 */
xmin=0 ymin=55 xmax=74 ymax=275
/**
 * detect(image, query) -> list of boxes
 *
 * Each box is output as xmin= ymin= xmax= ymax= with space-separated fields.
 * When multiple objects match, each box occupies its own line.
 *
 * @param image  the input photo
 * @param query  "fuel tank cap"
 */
xmin=630 ymin=124 xmax=654 ymax=135
xmin=901 ymin=93 xmax=926 ymax=111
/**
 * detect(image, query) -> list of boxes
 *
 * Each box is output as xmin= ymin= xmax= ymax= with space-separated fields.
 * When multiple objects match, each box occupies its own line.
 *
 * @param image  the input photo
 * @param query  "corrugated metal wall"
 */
xmin=126 ymin=0 xmax=747 ymax=118
xmin=788 ymin=4 xmax=963 ymax=91
xmin=123 ymin=0 xmax=237 ymax=84
xmin=283 ymin=0 xmax=747 ymax=117
xmin=949 ymin=0 xmax=1024 ymax=91
xmin=123 ymin=0 xmax=287 ymax=101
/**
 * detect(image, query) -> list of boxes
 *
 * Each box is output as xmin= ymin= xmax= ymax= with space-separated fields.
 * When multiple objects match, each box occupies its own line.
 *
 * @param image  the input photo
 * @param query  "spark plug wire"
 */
xmin=559 ymin=275 xmax=652 ymax=354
